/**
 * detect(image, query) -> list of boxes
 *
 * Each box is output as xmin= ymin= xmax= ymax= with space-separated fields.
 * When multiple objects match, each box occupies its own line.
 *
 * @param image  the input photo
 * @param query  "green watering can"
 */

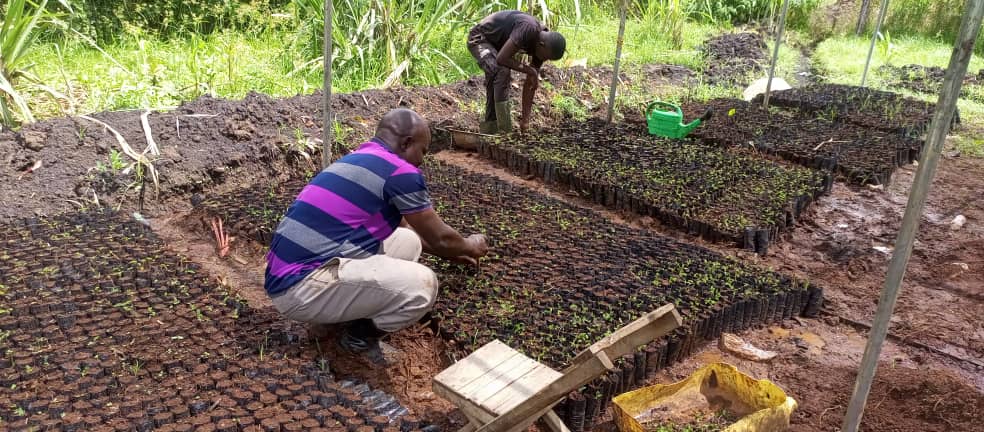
xmin=645 ymin=101 xmax=713 ymax=139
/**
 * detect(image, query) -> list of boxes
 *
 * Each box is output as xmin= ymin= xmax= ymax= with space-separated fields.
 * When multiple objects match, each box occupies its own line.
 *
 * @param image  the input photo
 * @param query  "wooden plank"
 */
xmin=541 ymin=410 xmax=572 ymax=432
xmin=483 ymin=363 xmax=560 ymax=414
xmin=565 ymin=304 xmax=682 ymax=373
xmin=434 ymin=340 xmax=519 ymax=400
xmin=456 ymin=352 xmax=536 ymax=403
xmin=476 ymin=305 xmax=682 ymax=432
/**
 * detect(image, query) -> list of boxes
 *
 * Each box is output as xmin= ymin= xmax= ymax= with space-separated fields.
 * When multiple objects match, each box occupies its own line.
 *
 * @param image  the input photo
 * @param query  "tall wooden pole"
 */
xmin=860 ymin=0 xmax=891 ymax=87
xmin=855 ymin=0 xmax=873 ymax=35
xmin=321 ymin=0 xmax=334 ymax=168
xmin=841 ymin=1 xmax=984 ymax=431
xmin=762 ymin=0 xmax=790 ymax=108
xmin=606 ymin=0 xmax=627 ymax=123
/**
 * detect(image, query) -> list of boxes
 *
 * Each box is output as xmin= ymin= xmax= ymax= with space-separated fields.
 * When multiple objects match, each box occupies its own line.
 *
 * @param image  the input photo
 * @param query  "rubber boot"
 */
xmin=479 ymin=120 xmax=499 ymax=135
xmin=494 ymin=101 xmax=513 ymax=134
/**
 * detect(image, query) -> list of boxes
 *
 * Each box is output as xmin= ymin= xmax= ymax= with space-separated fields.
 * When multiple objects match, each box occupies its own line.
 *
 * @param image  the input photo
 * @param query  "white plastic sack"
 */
xmin=743 ymin=77 xmax=792 ymax=102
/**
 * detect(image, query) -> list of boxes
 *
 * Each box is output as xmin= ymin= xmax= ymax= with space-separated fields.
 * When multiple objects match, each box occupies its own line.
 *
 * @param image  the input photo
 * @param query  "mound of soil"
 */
xmin=702 ymin=32 xmax=767 ymax=86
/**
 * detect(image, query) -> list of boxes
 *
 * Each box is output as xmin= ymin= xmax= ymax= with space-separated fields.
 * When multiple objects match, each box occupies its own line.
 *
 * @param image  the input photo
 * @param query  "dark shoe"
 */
xmin=308 ymin=323 xmax=332 ymax=339
xmin=338 ymin=320 xmax=401 ymax=366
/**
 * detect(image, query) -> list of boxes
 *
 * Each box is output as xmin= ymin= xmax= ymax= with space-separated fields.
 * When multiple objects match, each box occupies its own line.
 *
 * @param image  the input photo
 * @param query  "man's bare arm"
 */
xmin=403 ymin=209 xmax=487 ymax=259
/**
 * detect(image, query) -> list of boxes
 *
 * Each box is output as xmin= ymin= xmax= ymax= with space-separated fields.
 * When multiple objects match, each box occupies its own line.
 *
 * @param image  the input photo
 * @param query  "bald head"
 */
xmin=375 ymin=108 xmax=431 ymax=167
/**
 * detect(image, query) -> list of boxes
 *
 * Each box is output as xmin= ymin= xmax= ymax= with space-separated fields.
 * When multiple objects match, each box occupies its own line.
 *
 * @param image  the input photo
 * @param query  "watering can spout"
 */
xmin=680 ymin=108 xmax=714 ymax=135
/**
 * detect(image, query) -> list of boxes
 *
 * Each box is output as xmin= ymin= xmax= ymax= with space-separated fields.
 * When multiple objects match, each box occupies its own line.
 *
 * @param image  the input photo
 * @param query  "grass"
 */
xmin=22 ymin=16 xmax=725 ymax=119
xmin=25 ymin=30 xmax=320 ymax=117
xmin=558 ymin=19 xmax=721 ymax=70
xmin=812 ymin=34 xmax=984 ymax=86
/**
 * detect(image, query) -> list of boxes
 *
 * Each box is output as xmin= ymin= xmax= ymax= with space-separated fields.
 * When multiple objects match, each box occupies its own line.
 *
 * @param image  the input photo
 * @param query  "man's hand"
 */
xmin=465 ymin=234 xmax=489 ymax=258
xmin=518 ymin=115 xmax=530 ymax=133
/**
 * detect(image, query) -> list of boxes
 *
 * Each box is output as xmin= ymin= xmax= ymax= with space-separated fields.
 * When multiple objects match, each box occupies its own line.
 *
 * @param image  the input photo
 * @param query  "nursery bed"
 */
xmin=0 ymin=212 xmax=428 ymax=431
xmin=195 ymin=160 xmax=824 ymax=431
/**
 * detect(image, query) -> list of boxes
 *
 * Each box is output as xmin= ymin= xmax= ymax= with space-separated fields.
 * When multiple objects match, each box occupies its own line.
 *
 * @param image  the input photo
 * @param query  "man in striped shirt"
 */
xmin=266 ymin=109 xmax=488 ymax=364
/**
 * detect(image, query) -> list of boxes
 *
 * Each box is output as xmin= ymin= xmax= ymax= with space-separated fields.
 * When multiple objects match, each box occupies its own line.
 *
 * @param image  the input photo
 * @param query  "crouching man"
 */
xmin=264 ymin=108 xmax=488 ymax=364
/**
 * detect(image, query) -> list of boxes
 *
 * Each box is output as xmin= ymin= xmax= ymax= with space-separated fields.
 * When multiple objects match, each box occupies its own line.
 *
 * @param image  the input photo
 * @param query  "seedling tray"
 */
xmin=755 ymin=84 xmax=951 ymax=137
xmin=0 ymin=212 xmax=426 ymax=431
xmin=478 ymin=118 xmax=830 ymax=254
xmin=195 ymin=160 xmax=824 ymax=432
xmin=687 ymin=98 xmax=925 ymax=186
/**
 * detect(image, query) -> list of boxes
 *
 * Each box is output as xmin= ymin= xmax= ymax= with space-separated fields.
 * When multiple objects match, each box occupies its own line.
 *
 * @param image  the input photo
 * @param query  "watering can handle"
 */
xmin=646 ymin=101 xmax=683 ymax=117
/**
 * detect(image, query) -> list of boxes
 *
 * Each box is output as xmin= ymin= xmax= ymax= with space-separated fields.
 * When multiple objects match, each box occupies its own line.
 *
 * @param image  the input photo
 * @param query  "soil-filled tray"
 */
xmin=754 ymin=83 xmax=950 ymax=137
xmin=478 ymin=118 xmax=829 ymax=254
xmin=0 ymin=212 xmax=428 ymax=431
xmin=196 ymin=160 xmax=824 ymax=431
xmin=878 ymin=64 xmax=984 ymax=102
xmin=686 ymin=98 xmax=924 ymax=185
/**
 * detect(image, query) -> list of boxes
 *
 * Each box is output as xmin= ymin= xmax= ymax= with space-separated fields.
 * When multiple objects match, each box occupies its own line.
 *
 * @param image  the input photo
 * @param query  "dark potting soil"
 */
xmin=755 ymin=83 xmax=950 ymax=137
xmin=684 ymin=98 xmax=925 ymax=186
xmin=878 ymin=64 xmax=984 ymax=103
xmin=0 ymin=212 xmax=433 ymax=430
xmin=192 ymin=158 xmax=824 ymax=431
xmin=702 ymin=32 xmax=768 ymax=86
xmin=478 ymin=118 xmax=829 ymax=252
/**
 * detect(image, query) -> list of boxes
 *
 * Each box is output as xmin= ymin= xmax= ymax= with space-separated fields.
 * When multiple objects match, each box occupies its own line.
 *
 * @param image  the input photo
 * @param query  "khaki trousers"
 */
xmin=271 ymin=228 xmax=439 ymax=332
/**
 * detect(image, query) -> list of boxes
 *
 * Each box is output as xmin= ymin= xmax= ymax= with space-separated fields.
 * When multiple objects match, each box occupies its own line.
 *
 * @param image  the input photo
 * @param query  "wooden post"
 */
xmin=606 ymin=0 xmax=627 ymax=123
xmin=762 ymin=0 xmax=790 ymax=108
xmin=321 ymin=0 xmax=334 ymax=168
xmin=841 ymin=1 xmax=984 ymax=431
xmin=855 ymin=0 xmax=873 ymax=35
xmin=860 ymin=0 xmax=891 ymax=87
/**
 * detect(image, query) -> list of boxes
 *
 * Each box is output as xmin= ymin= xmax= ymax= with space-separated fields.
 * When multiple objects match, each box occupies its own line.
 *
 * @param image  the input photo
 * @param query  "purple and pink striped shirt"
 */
xmin=264 ymin=139 xmax=432 ymax=296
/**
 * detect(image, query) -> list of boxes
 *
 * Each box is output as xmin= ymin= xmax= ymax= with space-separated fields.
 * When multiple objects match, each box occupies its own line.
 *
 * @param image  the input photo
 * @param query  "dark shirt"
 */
xmin=475 ymin=10 xmax=547 ymax=66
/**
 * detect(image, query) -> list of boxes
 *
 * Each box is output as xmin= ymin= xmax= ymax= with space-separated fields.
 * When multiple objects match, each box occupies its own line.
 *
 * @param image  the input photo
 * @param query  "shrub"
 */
xmin=70 ymin=0 xmax=290 ymax=42
xmin=1 ymin=0 xmax=70 ymax=129
xmin=684 ymin=0 xmax=820 ymax=28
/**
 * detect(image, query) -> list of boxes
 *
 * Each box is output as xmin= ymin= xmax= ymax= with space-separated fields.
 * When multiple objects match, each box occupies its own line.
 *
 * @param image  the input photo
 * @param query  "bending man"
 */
xmin=468 ymin=10 xmax=566 ymax=134
xmin=264 ymin=108 xmax=488 ymax=364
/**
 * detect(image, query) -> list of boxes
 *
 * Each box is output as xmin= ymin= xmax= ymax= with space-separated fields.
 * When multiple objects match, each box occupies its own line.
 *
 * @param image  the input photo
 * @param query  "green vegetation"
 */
xmin=0 ymin=0 xmax=71 ymax=129
xmin=11 ymin=0 xmax=829 ymax=124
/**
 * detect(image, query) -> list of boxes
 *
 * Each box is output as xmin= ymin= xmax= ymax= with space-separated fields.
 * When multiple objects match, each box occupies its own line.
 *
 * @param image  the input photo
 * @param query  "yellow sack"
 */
xmin=612 ymin=362 xmax=797 ymax=432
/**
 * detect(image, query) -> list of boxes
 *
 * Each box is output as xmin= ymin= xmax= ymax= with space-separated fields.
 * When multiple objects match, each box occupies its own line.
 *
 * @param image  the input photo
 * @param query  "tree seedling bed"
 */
xmin=478 ymin=118 xmax=829 ymax=254
xmin=0 ymin=212 xmax=427 ymax=431
xmin=878 ymin=64 xmax=984 ymax=103
xmin=686 ymin=98 xmax=924 ymax=185
xmin=196 ymin=160 xmax=823 ymax=432
xmin=755 ymin=83 xmax=949 ymax=137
